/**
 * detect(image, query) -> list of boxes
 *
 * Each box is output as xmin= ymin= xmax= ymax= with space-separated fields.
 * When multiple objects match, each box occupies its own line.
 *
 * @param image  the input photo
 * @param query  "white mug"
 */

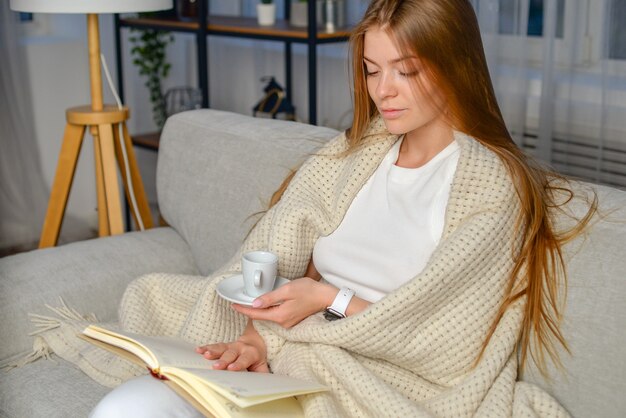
xmin=242 ymin=251 xmax=278 ymax=298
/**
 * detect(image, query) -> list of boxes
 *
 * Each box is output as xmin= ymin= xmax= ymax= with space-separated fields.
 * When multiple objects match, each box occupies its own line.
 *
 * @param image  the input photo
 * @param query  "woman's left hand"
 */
xmin=196 ymin=320 xmax=269 ymax=372
xmin=232 ymin=277 xmax=337 ymax=328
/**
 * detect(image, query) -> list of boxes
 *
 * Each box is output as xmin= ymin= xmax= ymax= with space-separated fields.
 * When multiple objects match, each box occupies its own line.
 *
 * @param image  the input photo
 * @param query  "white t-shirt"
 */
xmin=312 ymin=137 xmax=460 ymax=302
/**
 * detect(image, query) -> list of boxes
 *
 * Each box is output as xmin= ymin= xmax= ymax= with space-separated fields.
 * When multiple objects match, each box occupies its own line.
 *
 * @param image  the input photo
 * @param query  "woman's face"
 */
xmin=363 ymin=27 xmax=448 ymax=138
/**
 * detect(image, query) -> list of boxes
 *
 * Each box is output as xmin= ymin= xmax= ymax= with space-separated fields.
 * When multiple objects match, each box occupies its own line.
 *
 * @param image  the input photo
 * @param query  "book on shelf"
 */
xmin=81 ymin=325 xmax=328 ymax=418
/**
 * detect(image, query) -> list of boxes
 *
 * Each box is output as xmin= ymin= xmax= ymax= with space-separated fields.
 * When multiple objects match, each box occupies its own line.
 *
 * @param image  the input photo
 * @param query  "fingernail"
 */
xmin=252 ymin=299 xmax=263 ymax=308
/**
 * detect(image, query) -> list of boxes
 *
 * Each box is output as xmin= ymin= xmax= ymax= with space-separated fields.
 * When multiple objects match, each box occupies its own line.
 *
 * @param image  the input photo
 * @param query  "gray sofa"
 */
xmin=1 ymin=109 xmax=625 ymax=417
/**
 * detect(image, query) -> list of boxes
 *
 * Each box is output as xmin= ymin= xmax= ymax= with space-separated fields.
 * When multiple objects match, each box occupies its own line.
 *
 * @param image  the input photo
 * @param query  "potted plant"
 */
xmin=257 ymin=0 xmax=276 ymax=26
xmin=129 ymin=28 xmax=174 ymax=129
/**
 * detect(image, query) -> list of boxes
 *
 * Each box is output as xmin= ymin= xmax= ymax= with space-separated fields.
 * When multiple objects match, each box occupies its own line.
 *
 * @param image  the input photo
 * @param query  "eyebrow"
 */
xmin=363 ymin=55 xmax=418 ymax=65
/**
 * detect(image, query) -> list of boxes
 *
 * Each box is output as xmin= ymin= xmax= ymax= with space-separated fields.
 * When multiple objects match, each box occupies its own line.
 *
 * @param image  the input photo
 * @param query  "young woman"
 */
xmin=91 ymin=0 xmax=595 ymax=416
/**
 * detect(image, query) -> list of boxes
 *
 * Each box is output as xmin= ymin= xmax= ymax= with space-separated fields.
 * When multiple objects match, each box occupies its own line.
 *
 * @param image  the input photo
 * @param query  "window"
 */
xmin=17 ymin=11 xmax=49 ymax=37
xmin=609 ymin=0 xmax=626 ymax=59
xmin=477 ymin=1 xmax=626 ymax=188
xmin=498 ymin=0 xmax=565 ymax=38
xmin=478 ymin=0 xmax=581 ymax=65
xmin=19 ymin=12 xmax=34 ymax=23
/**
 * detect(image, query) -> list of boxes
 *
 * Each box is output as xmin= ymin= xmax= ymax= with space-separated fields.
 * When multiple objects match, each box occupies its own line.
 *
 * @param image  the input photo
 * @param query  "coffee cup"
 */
xmin=242 ymin=251 xmax=278 ymax=298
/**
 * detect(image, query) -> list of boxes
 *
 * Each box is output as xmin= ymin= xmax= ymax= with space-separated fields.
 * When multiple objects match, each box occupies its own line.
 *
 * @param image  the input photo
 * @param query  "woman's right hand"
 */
xmin=195 ymin=320 xmax=269 ymax=373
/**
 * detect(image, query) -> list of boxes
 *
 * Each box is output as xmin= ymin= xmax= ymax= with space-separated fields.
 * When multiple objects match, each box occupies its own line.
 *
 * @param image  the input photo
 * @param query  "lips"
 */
xmin=380 ymin=108 xmax=406 ymax=119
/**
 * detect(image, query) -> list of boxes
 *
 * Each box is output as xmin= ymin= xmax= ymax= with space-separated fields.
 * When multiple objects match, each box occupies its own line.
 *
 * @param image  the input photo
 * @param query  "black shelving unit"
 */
xmin=114 ymin=0 xmax=352 ymax=125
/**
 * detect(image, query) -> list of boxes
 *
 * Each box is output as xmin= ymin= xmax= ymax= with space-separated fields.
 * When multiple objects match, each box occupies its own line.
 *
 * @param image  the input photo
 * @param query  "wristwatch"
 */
xmin=324 ymin=287 xmax=355 ymax=321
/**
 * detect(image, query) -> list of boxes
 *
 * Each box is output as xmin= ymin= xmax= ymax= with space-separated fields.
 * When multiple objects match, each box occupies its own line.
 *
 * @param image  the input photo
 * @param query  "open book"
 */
xmin=81 ymin=325 xmax=328 ymax=418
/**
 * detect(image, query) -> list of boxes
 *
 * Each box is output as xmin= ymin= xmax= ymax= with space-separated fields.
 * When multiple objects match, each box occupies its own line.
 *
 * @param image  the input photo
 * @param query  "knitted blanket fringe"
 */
xmin=22 ymin=118 xmax=571 ymax=417
xmin=1 ymin=298 xmax=97 ymax=371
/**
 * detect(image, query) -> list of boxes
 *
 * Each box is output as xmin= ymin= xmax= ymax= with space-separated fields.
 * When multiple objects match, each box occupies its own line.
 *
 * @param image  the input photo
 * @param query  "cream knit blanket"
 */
xmin=31 ymin=117 xmax=569 ymax=417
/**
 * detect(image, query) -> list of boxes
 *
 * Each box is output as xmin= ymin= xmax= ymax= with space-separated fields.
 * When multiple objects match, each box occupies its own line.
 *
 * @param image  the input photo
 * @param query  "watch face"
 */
xmin=324 ymin=309 xmax=344 ymax=321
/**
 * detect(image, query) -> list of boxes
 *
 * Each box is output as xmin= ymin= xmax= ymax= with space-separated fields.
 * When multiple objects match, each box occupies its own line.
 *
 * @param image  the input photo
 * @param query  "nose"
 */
xmin=375 ymin=72 xmax=397 ymax=100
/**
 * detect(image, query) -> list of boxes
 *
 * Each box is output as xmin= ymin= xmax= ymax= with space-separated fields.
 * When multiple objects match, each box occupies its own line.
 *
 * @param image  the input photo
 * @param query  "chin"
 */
xmin=381 ymin=120 xmax=409 ymax=136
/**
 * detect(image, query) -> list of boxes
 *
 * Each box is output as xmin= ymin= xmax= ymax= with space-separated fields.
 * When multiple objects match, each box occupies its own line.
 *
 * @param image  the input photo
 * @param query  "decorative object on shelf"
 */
xmin=289 ymin=0 xmax=346 ymax=31
xmin=319 ymin=0 xmax=346 ymax=32
xmin=129 ymin=24 xmax=174 ymax=130
xmin=176 ymin=0 xmax=198 ymax=20
xmin=290 ymin=0 xmax=308 ymax=27
xmin=256 ymin=0 xmax=276 ymax=26
xmin=164 ymin=86 xmax=203 ymax=117
xmin=9 ymin=0 xmax=170 ymax=248
xmin=252 ymin=76 xmax=295 ymax=121
xmin=115 ymin=1 xmax=352 ymax=125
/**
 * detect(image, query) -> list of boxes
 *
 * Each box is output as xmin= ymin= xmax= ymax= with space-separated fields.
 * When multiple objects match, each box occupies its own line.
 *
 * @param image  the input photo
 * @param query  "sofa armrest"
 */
xmin=0 ymin=227 xmax=199 ymax=361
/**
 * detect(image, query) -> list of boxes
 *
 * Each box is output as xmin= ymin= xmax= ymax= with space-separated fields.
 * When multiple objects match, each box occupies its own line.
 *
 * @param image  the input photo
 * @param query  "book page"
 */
xmin=131 ymin=333 xmax=215 ymax=370
xmin=82 ymin=326 xmax=320 ymax=416
xmin=83 ymin=326 xmax=215 ymax=371
xmin=165 ymin=377 xmax=304 ymax=418
xmin=162 ymin=367 xmax=327 ymax=409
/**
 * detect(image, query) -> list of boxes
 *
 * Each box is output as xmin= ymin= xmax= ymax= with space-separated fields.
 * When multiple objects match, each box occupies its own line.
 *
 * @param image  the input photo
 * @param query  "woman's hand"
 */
xmin=196 ymin=320 xmax=269 ymax=372
xmin=232 ymin=277 xmax=337 ymax=328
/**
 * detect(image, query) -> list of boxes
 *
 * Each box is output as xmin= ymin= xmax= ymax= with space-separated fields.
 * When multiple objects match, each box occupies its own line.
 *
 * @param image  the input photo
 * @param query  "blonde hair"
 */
xmin=344 ymin=0 xmax=597 ymax=375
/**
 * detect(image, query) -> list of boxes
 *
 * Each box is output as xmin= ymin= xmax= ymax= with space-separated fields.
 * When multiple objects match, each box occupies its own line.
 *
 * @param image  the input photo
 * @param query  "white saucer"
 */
xmin=217 ymin=274 xmax=289 ymax=306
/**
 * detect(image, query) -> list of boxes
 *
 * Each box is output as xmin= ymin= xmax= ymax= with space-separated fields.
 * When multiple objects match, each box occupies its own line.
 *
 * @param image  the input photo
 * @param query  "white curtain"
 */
xmin=227 ymin=0 xmax=626 ymax=187
xmin=0 ymin=3 xmax=49 ymax=252
xmin=474 ymin=0 xmax=626 ymax=189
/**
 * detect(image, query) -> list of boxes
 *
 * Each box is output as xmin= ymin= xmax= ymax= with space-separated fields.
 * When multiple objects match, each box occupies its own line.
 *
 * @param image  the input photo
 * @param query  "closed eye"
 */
xmin=399 ymin=70 xmax=419 ymax=77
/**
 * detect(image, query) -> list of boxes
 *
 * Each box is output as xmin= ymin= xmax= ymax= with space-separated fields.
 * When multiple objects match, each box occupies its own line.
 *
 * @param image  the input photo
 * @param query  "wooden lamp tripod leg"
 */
xmin=113 ymin=122 xmax=154 ymax=230
xmin=96 ymin=123 xmax=124 ymax=235
xmin=39 ymin=123 xmax=86 ymax=248
xmin=40 ymin=16 xmax=153 ymax=246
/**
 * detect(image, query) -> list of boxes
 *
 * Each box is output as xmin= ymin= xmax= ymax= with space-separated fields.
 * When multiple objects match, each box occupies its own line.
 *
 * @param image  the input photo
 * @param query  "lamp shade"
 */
xmin=10 ymin=0 xmax=173 ymax=14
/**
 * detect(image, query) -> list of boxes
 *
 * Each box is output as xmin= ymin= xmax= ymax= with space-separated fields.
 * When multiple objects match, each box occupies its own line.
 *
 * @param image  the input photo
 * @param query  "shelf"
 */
xmin=115 ymin=0 xmax=352 ymax=125
xmin=119 ymin=16 xmax=352 ymax=43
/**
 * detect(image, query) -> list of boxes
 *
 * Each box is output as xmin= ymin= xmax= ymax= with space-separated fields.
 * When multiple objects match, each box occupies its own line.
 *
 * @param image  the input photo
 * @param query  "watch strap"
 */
xmin=325 ymin=287 xmax=355 ymax=320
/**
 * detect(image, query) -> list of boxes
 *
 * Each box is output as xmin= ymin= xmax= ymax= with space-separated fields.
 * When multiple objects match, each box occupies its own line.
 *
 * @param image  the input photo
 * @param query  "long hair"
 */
xmin=345 ymin=0 xmax=597 ymax=375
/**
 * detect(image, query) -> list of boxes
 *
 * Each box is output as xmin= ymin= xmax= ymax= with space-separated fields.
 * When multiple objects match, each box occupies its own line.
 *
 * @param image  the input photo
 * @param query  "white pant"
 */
xmin=90 ymin=375 xmax=204 ymax=418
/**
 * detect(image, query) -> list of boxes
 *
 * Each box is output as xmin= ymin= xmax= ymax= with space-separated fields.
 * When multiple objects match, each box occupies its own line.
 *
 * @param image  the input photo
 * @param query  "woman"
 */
xmin=91 ymin=0 xmax=595 ymax=416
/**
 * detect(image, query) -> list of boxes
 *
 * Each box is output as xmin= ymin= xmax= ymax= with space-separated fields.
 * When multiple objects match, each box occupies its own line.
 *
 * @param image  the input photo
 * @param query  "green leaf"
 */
xmin=129 ymin=28 xmax=174 ymax=127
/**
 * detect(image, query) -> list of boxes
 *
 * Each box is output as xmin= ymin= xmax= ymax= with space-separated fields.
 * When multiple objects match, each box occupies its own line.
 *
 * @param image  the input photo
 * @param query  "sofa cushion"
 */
xmin=157 ymin=109 xmax=338 ymax=275
xmin=0 ymin=227 xmax=198 ymax=361
xmin=0 ymin=356 xmax=109 ymax=418
xmin=522 ymin=182 xmax=626 ymax=418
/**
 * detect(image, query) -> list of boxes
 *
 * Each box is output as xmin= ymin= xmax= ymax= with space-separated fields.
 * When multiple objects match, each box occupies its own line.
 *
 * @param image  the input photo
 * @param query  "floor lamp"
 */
xmin=9 ymin=0 xmax=172 ymax=248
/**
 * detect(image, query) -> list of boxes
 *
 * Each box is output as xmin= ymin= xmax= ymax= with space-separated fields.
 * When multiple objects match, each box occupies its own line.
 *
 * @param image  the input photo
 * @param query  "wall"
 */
xmin=25 ymin=37 xmax=96 ymax=241
xmin=23 ymin=3 xmax=365 ymax=241
xmin=22 ymin=13 xmax=171 ymax=240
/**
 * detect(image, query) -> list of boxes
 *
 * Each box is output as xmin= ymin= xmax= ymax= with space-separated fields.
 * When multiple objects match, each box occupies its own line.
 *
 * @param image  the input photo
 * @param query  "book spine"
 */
xmin=148 ymin=367 xmax=169 ymax=381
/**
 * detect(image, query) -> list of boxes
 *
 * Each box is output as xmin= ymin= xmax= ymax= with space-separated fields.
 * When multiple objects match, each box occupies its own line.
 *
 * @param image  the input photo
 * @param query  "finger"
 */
xmin=232 ymin=303 xmax=282 ymax=321
xmin=220 ymin=348 xmax=240 ymax=364
xmin=203 ymin=349 xmax=226 ymax=360
xmin=197 ymin=342 xmax=227 ymax=356
xmin=196 ymin=344 xmax=212 ymax=353
xmin=227 ymin=351 xmax=257 ymax=371
xmin=212 ymin=346 xmax=242 ymax=370
xmin=250 ymin=284 xmax=290 ymax=308
xmin=248 ymin=361 xmax=270 ymax=373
